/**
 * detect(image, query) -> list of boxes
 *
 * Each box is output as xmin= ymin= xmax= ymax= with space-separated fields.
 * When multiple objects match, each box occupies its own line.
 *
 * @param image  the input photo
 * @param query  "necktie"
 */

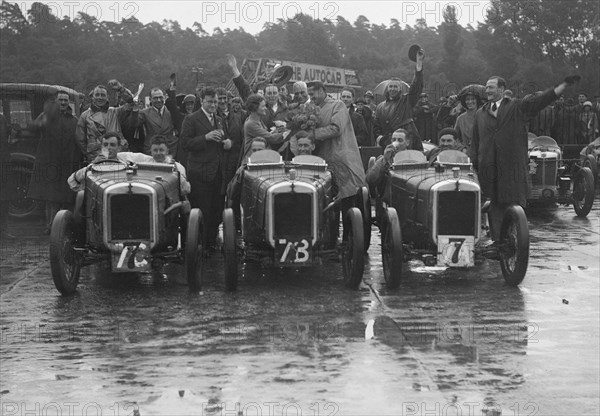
xmin=209 ymin=114 xmax=214 ymax=127
xmin=492 ymin=102 xmax=497 ymax=112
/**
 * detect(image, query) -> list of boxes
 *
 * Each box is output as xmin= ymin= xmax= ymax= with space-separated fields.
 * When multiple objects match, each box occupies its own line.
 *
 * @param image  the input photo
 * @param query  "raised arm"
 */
xmin=227 ymin=54 xmax=252 ymax=102
xmin=407 ymin=49 xmax=424 ymax=108
xmin=520 ymin=88 xmax=558 ymax=119
xmin=165 ymin=85 xmax=184 ymax=131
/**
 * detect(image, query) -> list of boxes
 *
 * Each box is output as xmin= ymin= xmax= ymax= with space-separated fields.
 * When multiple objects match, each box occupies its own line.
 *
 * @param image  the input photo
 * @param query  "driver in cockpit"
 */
xmin=365 ymin=128 xmax=412 ymax=193
xmin=68 ymin=132 xmax=190 ymax=194
xmin=427 ymin=128 xmax=466 ymax=165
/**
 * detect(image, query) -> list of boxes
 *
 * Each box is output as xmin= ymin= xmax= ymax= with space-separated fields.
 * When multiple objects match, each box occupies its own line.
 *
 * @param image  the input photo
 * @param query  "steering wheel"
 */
xmin=90 ymin=158 xmax=127 ymax=172
xmin=93 ymin=158 xmax=124 ymax=164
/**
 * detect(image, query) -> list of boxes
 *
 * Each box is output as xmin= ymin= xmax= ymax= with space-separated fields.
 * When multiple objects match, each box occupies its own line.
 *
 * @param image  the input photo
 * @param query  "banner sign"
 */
xmin=266 ymin=59 xmax=361 ymax=87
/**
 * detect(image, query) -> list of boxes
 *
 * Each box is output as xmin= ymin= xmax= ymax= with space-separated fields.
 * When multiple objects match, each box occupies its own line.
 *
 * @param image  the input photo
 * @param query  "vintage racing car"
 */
xmin=222 ymin=150 xmax=366 ymax=291
xmin=50 ymin=160 xmax=201 ymax=295
xmin=370 ymin=149 xmax=529 ymax=288
xmin=580 ymin=137 xmax=599 ymax=183
xmin=1 ymin=83 xmax=84 ymax=217
xmin=527 ymin=135 xmax=595 ymax=217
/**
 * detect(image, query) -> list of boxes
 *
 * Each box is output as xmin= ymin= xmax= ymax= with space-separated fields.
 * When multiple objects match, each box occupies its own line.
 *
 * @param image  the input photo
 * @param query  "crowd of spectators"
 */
xmin=412 ymin=90 xmax=600 ymax=149
xmin=1 ymin=49 xmax=597 ymax=243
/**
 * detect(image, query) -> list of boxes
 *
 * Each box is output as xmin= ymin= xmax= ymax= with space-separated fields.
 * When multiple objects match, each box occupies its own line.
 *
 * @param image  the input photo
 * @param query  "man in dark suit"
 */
xmin=134 ymin=87 xmax=177 ymax=155
xmin=181 ymin=87 xmax=228 ymax=252
xmin=340 ymin=88 xmax=370 ymax=146
xmin=470 ymin=76 xmax=571 ymax=240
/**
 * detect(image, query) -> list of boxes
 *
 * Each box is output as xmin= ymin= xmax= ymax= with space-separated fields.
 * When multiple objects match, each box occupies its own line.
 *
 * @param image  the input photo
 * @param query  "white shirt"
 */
xmin=153 ymin=105 xmax=165 ymax=117
xmin=490 ymin=98 xmax=503 ymax=117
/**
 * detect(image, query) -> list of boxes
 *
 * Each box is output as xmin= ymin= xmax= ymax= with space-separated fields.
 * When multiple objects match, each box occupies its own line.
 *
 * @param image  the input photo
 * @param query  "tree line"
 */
xmin=1 ymin=0 xmax=598 ymax=101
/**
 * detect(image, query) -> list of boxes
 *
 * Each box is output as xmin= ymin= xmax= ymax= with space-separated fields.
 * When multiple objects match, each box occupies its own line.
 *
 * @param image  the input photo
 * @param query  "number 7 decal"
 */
xmin=280 ymin=241 xmax=294 ymax=263
xmin=449 ymin=238 xmax=465 ymax=264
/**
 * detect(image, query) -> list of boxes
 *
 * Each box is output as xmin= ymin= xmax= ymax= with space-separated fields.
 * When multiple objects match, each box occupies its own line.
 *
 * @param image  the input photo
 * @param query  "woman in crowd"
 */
xmin=240 ymin=94 xmax=285 ymax=163
xmin=579 ymin=100 xmax=599 ymax=144
xmin=454 ymin=85 xmax=485 ymax=152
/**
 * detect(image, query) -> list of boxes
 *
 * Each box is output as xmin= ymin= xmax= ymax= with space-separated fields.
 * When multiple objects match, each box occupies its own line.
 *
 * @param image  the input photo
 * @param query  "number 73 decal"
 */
xmin=277 ymin=239 xmax=311 ymax=263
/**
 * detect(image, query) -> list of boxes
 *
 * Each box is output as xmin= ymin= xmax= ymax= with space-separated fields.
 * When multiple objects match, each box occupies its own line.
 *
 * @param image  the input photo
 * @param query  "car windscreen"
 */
xmin=7 ymin=99 xmax=33 ymax=129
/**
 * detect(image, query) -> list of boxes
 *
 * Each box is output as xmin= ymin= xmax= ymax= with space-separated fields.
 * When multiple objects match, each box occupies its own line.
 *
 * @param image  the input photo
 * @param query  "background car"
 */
xmin=579 ymin=136 xmax=599 ymax=185
xmin=223 ymin=150 xmax=366 ymax=291
xmin=370 ymin=149 xmax=529 ymax=289
xmin=527 ymin=135 xmax=595 ymax=217
xmin=49 ymin=159 xmax=200 ymax=295
xmin=0 ymin=83 xmax=84 ymax=218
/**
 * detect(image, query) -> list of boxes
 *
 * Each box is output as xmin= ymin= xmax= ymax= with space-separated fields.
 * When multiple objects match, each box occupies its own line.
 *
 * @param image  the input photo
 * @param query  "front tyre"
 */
xmin=342 ymin=207 xmax=365 ymax=289
xmin=572 ymin=167 xmax=595 ymax=217
xmin=357 ymin=186 xmax=371 ymax=251
xmin=382 ymin=208 xmax=403 ymax=288
xmin=73 ymin=190 xmax=86 ymax=244
xmin=223 ymin=208 xmax=238 ymax=291
xmin=582 ymin=154 xmax=598 ymax=184
xmin=185 ymin=208 xmax=204 ymax=291
xmin=50 ymin=210 xmax=81 ymax=295
xmin=499 ymin=205 xmax=529 ymax=286
xmin=8 ymin=159 xmax=40 ymax=218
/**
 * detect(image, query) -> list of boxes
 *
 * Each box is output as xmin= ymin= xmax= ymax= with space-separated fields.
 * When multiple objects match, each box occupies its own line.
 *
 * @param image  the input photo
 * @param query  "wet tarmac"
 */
xmin=1 ymin=197 xmax=599 ymax=416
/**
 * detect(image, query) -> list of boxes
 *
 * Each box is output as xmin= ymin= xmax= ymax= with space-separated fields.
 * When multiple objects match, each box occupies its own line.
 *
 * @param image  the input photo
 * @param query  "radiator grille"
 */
xmin=529 ymin=157 xmax=557 ymax=187
xmin=437 ymin=191 xmax=476 ymax=236
xmin=274 ymin=193 xmax=312 ymax=237
xmin=110 ymin=194 xmax=151 ymax=240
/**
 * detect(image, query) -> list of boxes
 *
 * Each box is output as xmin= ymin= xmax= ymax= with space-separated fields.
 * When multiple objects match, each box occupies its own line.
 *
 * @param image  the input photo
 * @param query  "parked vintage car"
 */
xmin=49 ymin=159 xmax=201 ymax=295
xmin=527 ymin=135 xmax=595 ymax=216
xmin=580 ymin=137 xmax=600 ymax=183
xmin=370 ymin=149 xmax=529 ymax=288
xmin=222 ymin=150 xmax=366 ymax=291
xmin=0 ymin=83 xmax=84 ymax=217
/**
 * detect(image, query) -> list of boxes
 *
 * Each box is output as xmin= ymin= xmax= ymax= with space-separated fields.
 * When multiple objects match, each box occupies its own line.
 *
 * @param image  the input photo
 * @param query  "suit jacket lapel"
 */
xmin=90 ymin=110 xmax=107 ymax=126
xmin=198 ymin=110 xmax=214 ymax=131
xmin=496 ymin=98 xmax=511 ymax=128
xmin=148 ymin=108 xmax=162 ymax=129
xmin=484 ymin=102 xmax=497 ymax=122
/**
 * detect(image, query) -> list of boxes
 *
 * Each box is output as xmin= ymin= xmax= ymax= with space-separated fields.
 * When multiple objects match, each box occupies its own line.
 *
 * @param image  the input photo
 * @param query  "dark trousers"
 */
xmin=337 ymin=195 xmax=358 ymax=240
xmin=188 ymin=171 xmax=224 ymax=246
xmin=489 ymin=200 xmax=513 ymax=241
xmin=225 ymin=170 xmax=243 ymax=231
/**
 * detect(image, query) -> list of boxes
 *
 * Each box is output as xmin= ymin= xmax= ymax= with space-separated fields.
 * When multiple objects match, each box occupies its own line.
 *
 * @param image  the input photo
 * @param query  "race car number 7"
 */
xmin=279 ymin=239 xmax=310 ymax=263
xmin=449 ymin=238 xmax=466 ymax=264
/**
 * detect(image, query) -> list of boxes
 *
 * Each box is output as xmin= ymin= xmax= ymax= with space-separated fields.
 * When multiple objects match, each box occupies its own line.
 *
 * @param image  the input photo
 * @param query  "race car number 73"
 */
xmin=279 ymin=239 xmax=310 ymax=263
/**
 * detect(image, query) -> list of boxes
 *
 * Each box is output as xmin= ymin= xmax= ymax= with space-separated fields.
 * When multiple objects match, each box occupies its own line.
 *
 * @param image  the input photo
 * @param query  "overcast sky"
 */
xmin=28 ymin=1 xmax=491 ymax=33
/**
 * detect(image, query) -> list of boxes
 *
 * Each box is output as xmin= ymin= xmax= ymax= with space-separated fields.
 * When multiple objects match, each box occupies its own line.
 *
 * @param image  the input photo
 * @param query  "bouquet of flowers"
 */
xmin=282 ymin=102 xmax=321 ymax=157
xmin=287 ymin=102 xmax=321 ymax=132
